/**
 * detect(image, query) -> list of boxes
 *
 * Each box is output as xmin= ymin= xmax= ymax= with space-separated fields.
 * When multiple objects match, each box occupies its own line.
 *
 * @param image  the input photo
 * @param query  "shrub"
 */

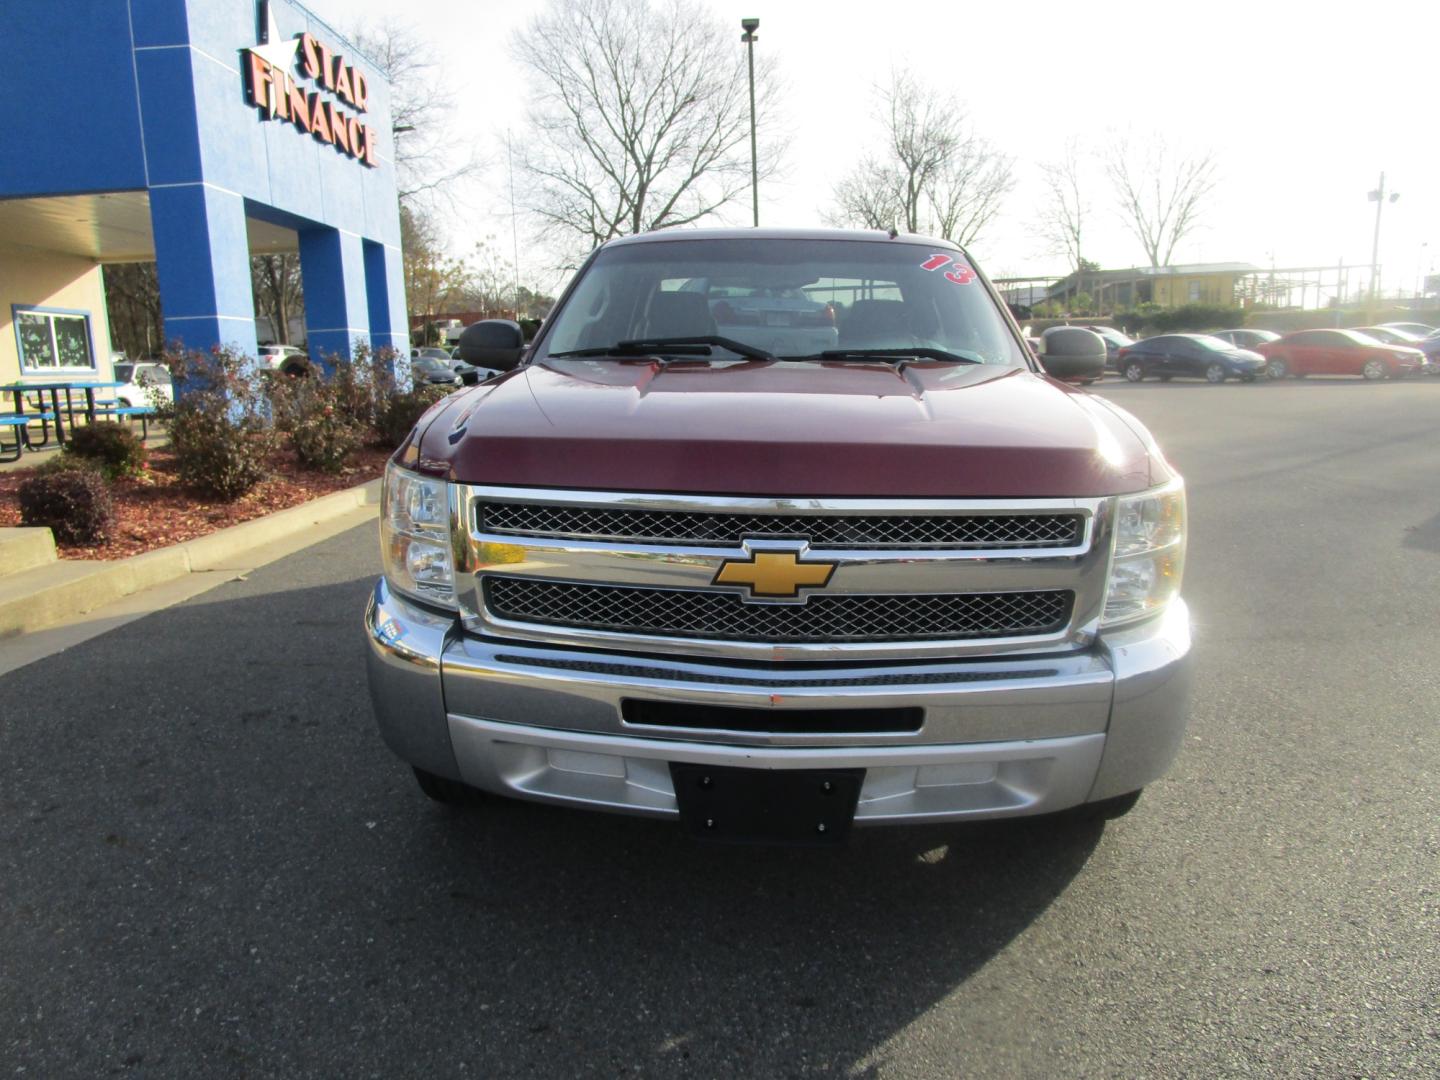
xmin=269 ymin=366 xmax=367 ymax=473
xmin=292 ymin=390 xmax=364 ymax=473
xmin=376 ymin=387 xmax=449 ymax=449
xmin=330 ymin=345 xmax=395 ymax=431
xmin=64 ymin=421 xmax=147 ymax=480
xmin=292 ymin=404 xmax=363 ymax=472
xmin=34 ymin=452 xmax=105 ymax=478
xmin=160 ymin=346 xmax=277 ymax=499
xmin=1146 ymin=304 xmax=1244 ymax=333
xmin=18 ymin=468 xmax=117 ymax=545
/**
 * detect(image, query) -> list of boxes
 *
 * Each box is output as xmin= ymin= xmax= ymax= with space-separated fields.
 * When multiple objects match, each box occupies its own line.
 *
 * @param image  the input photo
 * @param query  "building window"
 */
xmin=1187 ymin=281 xmax=1202 ymax=303
xmin=13 ymin=307 xmax=95 ymax=372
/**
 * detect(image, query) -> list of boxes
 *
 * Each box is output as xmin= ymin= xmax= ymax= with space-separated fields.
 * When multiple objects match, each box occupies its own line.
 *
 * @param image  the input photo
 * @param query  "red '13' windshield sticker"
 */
xmin=919 ymin=253 xmax=975 ymax=285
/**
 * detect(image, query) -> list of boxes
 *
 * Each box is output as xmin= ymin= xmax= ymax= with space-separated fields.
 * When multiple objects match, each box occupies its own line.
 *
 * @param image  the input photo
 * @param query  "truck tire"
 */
xmin=413 ymin=767 xmax=486 ymax=806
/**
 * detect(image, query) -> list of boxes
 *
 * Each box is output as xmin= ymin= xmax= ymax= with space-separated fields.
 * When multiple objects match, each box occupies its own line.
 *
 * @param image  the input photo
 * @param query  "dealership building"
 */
xmin=1 ymin=0 xmax=408 ymax=384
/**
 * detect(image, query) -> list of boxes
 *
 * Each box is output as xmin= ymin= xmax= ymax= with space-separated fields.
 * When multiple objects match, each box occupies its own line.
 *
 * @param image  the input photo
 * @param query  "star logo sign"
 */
xmin=250 ymin=2 xmax=299 ymax=72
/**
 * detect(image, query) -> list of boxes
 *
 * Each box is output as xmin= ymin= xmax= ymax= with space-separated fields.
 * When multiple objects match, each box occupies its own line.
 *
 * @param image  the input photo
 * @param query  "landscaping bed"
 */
xmin=0 ymin=443 xmax=391 ymax=560
xmin=3 ymin=346 xmax=447 ymax=560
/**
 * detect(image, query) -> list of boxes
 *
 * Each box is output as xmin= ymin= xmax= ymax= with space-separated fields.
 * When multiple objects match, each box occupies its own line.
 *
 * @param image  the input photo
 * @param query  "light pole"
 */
xmin=740 ymin=17 xmax=759 ymax=228
xmin=1367 ymin=172 xmax=1399 ymax=302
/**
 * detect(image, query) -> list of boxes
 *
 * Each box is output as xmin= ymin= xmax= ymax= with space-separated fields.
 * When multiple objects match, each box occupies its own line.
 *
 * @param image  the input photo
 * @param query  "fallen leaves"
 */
xmin=0 ymin=444 xmax=391 ymax=560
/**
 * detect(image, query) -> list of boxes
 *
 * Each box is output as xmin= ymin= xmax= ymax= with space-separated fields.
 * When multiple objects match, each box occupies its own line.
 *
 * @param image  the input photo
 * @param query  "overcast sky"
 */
xmin=322 ymin=0 xmax=1439 ymax=298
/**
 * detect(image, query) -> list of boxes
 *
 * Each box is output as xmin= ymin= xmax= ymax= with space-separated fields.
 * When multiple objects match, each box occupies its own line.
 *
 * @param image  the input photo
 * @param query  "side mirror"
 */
xmin=1038 ymin=327 xmax=1107 ymax=382
xmin=456 ymin=319 xmax=526 ymax=372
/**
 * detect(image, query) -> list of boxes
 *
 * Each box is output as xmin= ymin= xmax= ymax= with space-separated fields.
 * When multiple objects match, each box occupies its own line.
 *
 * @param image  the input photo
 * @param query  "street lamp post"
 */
xmin=1367 ymin=171 xmax=1399 ymax=302
xmin=740 ymin=17 xmax=759 ymax=228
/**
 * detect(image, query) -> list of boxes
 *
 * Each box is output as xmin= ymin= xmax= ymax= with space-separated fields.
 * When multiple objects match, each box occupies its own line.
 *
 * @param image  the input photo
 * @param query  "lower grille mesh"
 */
xmin=484 ymin=578 xmax=1072 ymax=643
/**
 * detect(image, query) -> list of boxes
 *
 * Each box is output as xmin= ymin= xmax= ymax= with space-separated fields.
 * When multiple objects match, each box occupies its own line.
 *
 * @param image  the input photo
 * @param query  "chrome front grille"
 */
xmin=484 ymin=578 xmax=1073 ymax=644
xmin=478 ymin=502 xmax=1083 ymax=549
xmin=460 ymin=486 xmax=1111 ymax=661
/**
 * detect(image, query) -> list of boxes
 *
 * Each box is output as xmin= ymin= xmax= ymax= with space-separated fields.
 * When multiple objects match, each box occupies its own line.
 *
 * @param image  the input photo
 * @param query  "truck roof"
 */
xmin=602 ymin=227 xmax=966 ymax=250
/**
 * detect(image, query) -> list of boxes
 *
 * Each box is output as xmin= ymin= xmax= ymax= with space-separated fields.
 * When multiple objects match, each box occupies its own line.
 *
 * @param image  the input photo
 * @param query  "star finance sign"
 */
xmin=244 ymin=32 xmax=379 ymax=167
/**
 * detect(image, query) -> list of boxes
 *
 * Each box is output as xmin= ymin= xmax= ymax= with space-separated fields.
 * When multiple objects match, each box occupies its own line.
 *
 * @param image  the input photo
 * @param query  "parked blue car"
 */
xmin=1116 ymin=334 xmax=1267 ymax=383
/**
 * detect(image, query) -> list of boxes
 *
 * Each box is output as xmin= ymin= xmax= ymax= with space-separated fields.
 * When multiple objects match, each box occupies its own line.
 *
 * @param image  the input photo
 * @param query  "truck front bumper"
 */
xmin=366 ymin=579 xmax=1192 ymax=824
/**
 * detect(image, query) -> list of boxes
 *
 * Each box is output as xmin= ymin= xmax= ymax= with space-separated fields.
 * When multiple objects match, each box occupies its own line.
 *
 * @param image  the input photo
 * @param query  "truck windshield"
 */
xmin=536 ymin=237 xmax=1028 ymax=367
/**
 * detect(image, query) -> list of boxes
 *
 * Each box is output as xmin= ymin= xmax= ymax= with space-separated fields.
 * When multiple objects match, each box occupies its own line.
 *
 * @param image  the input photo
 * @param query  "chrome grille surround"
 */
xmin=455 ymin=485 xmax=1114 ymax=662
xmin=478 ymin=501 xmax=1083 ymax=549
xmin=485 ymin=579 xmax=1073 ymax=643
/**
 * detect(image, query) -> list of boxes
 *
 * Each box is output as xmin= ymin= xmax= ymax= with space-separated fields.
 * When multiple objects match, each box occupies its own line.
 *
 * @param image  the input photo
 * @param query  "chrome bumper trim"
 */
xmin=447 ymin=716 xmax=1108 ymax=824
xmin=441 ymin=635 xmax=1116 ymax=747
xmin=365 ymin=579 xmax=464 ymax=781
xmin=365 ymin=578 xmax=1193 ymax=822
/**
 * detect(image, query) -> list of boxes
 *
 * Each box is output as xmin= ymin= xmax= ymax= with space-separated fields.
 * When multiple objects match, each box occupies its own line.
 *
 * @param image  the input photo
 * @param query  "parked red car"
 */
xmin=1253 ymin=329 xmax=1425 ymax=380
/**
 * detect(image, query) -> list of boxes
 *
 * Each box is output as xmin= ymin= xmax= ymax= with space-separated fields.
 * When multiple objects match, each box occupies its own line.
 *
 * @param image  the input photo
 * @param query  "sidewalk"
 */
xmin=0 ymin=476 xmax=380 ymax=658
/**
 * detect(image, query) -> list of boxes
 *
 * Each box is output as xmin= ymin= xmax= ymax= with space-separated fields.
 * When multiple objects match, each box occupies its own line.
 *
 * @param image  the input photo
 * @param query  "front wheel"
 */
xmin=1205 ymin=362 xmax=1227 ymax=384
xmin=1124 ymin=361 xmax=1145 ymax=382
xmin=1362 ymin=358 xmax=1388 ymax=381
xmin=1265 ymin=357 xmax=1288 ymax=379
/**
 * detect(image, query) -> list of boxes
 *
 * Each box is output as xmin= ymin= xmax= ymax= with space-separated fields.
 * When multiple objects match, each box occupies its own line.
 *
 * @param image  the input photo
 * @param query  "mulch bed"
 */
xmin=0 ymin=444 xmax=391 ymax=560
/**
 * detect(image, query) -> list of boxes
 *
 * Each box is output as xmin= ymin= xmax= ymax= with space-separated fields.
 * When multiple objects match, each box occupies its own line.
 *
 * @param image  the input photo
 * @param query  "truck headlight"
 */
xmin=381 ymin=460 xmax=457 ymax=609
xmin=1103 ymin=480 xmax=1185 ymax=627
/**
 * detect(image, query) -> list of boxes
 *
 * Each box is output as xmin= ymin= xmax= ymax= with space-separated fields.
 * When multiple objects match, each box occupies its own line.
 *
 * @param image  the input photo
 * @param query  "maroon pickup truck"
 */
xmin=366 ymin=229 xmax=1191 ymax=844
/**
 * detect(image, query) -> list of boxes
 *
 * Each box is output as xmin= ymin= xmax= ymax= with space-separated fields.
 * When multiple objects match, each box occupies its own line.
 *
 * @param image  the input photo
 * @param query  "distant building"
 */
xmin=1046 ymin=262 xmax=1262 ymax=310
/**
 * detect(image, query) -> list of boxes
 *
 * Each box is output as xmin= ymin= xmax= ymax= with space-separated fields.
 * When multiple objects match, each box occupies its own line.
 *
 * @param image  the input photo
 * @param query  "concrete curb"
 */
xmin=0 ymin=478 xmax=381 ymax=639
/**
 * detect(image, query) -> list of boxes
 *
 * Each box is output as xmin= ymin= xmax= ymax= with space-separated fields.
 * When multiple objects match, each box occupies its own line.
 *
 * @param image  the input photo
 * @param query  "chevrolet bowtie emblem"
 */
xmin=713 ymin=550 xmax=836 ymax=598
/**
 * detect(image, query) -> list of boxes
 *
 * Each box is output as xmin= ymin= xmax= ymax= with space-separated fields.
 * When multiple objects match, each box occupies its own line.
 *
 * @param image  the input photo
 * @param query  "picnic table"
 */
xmin=0 ymin=379 xmax=130 ymax=448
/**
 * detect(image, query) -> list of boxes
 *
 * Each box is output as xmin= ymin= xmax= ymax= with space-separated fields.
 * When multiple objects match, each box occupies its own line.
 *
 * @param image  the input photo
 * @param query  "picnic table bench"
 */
xmin=0 ymin=380 xmax=153 ymax=453
xmin=0 ymin=409 xmax=59 ymax=461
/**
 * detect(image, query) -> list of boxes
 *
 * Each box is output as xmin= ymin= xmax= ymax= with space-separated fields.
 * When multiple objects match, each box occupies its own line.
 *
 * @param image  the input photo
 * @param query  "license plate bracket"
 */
xmin=669 ymin=763 xmax=864 ymax=845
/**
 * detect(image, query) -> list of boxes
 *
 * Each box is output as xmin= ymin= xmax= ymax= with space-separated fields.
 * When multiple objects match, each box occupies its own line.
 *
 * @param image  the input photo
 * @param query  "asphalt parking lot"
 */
xmin=2 ymin=376 xmax=1437 ymax=1078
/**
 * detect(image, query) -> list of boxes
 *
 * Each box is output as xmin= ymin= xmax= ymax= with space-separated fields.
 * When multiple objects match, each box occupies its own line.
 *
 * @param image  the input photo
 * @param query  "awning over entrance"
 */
xmin=0 ymin=192 xmax=302 ymax=263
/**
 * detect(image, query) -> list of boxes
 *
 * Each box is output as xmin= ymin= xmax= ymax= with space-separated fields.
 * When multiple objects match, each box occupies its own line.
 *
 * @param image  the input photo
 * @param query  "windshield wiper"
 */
xmin=789 ymin=348 xmax=984 ymax=365
xmin=549 ymin=336 xmax=776 ymax=362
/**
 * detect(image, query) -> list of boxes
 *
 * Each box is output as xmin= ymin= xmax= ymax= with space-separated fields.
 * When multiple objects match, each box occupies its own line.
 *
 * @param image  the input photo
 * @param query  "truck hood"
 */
xmin=409 ymin=358 xmax=1162 ymax=498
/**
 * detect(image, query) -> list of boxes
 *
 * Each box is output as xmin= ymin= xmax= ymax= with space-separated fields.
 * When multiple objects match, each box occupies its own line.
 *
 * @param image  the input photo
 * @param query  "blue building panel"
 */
xmin=188 ymin=47 xmax=271 ymax=196
xmin=0 ymin=0 xmax=409 ymax=371
xmin=3 ymin=2 xmax=148 ymax=195
xmin=178 ymin=0 xmax=267 ymax=71
xmin=133 ymin=47 xmax=208 ymax=186
xmin=359 ymin=160 xmax=403 ymax=249
xmin=127 ymin=0 xmax=192 ymax=49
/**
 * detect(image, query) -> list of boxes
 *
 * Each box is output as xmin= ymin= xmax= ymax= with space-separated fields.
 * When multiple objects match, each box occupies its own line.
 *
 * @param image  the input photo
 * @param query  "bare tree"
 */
xmin=1037 ymin=138 xmax=1088 ymax=272
xmin=102 ymin=263 xmax=164 ymax=359
xmin=1104 ymin=133 xmax=1218 ymax=268
xmin=350 ymin=20 xmax=483 ymax=207
xmin=513 ymin=0 xmax=780 ymax=254
xmin=829 ymin=72 xmax=1014 ymax=246
xmin=401 ymin=203 xmax=473 ymax=334
xmin=251 ymin=254 xmax=304 ymax=344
